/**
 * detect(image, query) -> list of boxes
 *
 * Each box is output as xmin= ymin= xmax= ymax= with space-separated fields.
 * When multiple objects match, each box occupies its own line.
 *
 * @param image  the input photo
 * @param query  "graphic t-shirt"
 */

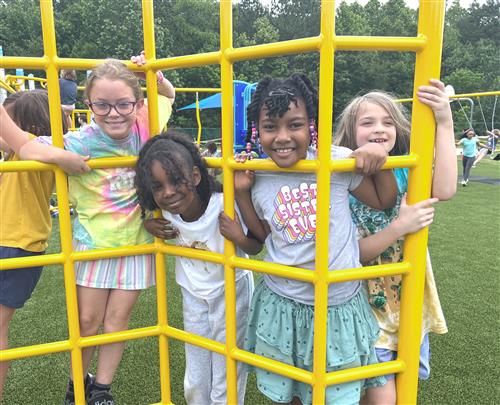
xmin=162 ymin=193 xmax=250 ymax=300
xmin=251 ymin=146 xmax=363 ymax=306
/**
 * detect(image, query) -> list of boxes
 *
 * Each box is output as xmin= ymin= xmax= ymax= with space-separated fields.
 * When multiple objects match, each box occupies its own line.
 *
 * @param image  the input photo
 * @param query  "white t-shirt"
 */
xmin=162 ymin=193 xmax=250 ymax=300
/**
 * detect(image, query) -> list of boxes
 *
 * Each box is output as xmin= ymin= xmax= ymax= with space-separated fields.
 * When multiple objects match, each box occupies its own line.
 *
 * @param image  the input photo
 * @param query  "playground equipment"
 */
xmin=0 ymin=1 xmax=462 ymax=404
xmin=177 ymin=80 xmax=256 ymax=151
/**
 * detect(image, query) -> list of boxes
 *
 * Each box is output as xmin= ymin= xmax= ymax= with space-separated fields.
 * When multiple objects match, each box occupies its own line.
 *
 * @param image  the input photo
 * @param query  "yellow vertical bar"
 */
xmin=39 ymin=1 xmax=86 ymax=404
xmin=396 ymin=1 xmax=446 ymax=404
xmin=220 ymin=1 xmax=238 ymax=404
xmin=142 ymin=0 xmax=160 ymax=136
xmin=141 ymin=1 xmax=172 ymax=404
xmin=311 ymin=1 xmax=335 ymax=403
xmin=196 ymin=93 xmax=203 ymax=145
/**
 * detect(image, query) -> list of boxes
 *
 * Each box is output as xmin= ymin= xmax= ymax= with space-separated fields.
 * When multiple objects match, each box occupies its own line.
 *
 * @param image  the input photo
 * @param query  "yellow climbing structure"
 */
xmin=0 ymin=1 xmax=447 ymax=404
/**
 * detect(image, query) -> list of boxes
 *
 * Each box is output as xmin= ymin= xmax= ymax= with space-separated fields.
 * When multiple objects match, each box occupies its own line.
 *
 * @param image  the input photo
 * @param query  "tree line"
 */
xmin=1 ymin=0 xmax=498 ymax=133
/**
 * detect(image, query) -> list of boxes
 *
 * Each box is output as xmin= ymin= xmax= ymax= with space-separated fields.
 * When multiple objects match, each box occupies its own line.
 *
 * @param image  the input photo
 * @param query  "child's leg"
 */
xmin=94 ymin=289 xmax=141 ymax=385
xmin=0 ymin=304 xmax=15 ymax=400
xmin=181 ymin=287 xmax=212 ymax=405
xmin=73 ymin=286 xmax=110 ymax=379
xmin=209 ymin=273 xmax=254 ymax=405
xmin=360 ymin=379 xmax=396 ymax=405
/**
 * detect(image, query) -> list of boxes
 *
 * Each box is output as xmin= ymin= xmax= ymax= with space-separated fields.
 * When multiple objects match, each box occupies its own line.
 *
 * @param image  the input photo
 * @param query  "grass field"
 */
xmin=2 ymin=158 xmax=499 ymax=404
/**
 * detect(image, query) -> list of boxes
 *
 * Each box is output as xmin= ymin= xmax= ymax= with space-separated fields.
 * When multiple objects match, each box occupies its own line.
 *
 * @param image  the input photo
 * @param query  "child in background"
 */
xmin=335 ymin=79 xmax=456 ymax=405
xmin=0 ymin=104 xmax=88 ymax=172
xmin=0 ymin=89 xmax=74 ymax=401
xmin=31 ymin=56 xmax=175 ymax=405
xmin=135 ymin=131 xmax=261 ymax=405
xmin=456 ymin=128 xmax=486 ymax=186
xmin=201 ymin=141 xmax=222 ymax=176
xmin=234 ymin=73 xmax=398 ymax=405
xmin=473 ymin=129 xmax=499 ymax=167
xmin=59 ymin=69 xmax=78 ymax=128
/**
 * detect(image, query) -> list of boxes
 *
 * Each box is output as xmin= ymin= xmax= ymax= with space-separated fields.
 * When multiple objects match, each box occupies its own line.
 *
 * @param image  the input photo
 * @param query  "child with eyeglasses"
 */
xmin=31 ymin=53 xmax=175 ymax=405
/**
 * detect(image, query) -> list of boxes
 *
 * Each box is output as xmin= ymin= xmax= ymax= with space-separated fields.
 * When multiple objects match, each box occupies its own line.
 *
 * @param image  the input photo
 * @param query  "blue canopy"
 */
xmin=177 ymin=93 xmax=221 ymax=111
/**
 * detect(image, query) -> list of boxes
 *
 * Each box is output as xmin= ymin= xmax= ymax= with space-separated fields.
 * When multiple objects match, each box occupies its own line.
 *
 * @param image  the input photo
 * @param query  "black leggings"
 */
xmin=462 ymin=155 xmax=474 ymax=181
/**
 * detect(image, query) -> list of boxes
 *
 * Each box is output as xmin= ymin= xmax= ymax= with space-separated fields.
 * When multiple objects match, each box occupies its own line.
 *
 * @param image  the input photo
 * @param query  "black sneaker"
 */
xmin=63 ymin=373 xmax=95 ymax=405
xmin=87 ymin=388 xmax=115 ymax=405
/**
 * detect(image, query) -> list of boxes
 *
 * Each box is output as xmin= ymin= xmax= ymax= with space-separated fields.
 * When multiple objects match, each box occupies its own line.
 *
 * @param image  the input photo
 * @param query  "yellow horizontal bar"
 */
xmin=0 ymin=56 xmax=48 ymax=69
xmin=157 ymin=243 xmax=225 ymax=265
xmin=150 ymin=52 xmax=221 ymax=70
xmin=5 ymin=75 xmax=47 ymax=84
xmin=231 ymin=256 xmax=315 ymax=283
xmin=163 ymin=325 xmax=226 ymax=356
xmin=451 ymin=90 xmax=500 ymax=98
xmin=86 ymin=156 xmax=138 ymax=169
xmin=0 ymin=253 xmax=65 ymax=270
xmin=398 ymin=90 xmax=500 ymax=103
xmin=227 ymin=37 xmax=321 ymax=62
xmin=228 ymin=154 xmax=418 ymax=173
xmin=176 ymin=88 xmax=221 ymax=93
xmin=234 ymin=348 xmax=313 ymax=384
xmin=325 ymin=360 xmax=405 ymax=385
xmin=72 ymin=244 xmax=156 ymax=262
xmin=335 ymin=35 xmax=427 ymax=52
xmin=0 ymin=156 xmax=140 ymax=173
xmin=0 ymin=160 xmax=56 ymax=173
xmin=0 ymin=340 xmax=71 ymax=362
xmin=80 ymin=326 xmax=161 ymax=347
xmin=328 ymin=261 xmax=412 ymax=283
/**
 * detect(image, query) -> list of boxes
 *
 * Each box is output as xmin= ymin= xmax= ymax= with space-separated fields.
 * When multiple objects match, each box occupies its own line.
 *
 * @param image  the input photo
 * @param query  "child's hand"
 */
xmin=130 ymin=51 xmax=164 ymax=83
xmin=218 ymin=211 xmax=245 ymax=245
xmin=234 ymin=152 xmax=256 ymax=192
xmin=417 ymin=79 xmax=453 ymax=126
xmin=54 ymin=149 xmax=90 ymax=174
xmin=391 ymin=194 xmax=438 ymax=237
xmin=349 ymin=142 xmax=388 ymax=175
xmin=144 ymin=218 xmax=178 ymax=239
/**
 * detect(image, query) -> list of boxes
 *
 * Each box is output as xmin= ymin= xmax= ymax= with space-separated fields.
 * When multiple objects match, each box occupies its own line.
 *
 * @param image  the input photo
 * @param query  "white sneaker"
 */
xmin=461 ymin=179 xmax=467 ymax=186
xmin=472 ymin=164 xmax=476 ymax=168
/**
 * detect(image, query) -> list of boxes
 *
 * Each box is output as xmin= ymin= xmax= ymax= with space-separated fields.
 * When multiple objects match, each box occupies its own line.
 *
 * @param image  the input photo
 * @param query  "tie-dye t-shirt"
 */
xmin=38 ymin=107 xmax=155 ymax=249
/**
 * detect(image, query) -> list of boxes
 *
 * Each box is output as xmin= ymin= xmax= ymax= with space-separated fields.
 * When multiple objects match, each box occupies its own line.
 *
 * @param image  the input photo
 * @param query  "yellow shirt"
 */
xmin=0 ymin=135 xmax=55 ymax=252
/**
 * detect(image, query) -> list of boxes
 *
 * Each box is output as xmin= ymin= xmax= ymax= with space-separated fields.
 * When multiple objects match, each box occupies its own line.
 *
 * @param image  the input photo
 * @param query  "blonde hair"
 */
xmin=84 ymin=59 xmax=142 ymax=102
xmin=335 ymin=91 xmax=411 ymax=156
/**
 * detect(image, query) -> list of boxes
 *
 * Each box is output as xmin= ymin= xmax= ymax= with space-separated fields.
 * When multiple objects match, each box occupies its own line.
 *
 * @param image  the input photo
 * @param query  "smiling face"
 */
xmin=258 ymin=97 xmax=310 ymax=168
xmin=466 ymin=130 xmax=475 ymax=139
xmin=87 ymin=78 xmax=143 ymax=140
xmin=355 ymin=101 xmax=397 ymax=152
xmin=150 ymin=160 xmax=202 ymax=221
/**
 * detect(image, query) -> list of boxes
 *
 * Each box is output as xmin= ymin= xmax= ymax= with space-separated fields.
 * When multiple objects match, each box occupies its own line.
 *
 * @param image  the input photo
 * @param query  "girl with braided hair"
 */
xmin=234 ymin=73 xmax=398 ymax=404
xmin=135 ymin=131 xmax=261 ymax=405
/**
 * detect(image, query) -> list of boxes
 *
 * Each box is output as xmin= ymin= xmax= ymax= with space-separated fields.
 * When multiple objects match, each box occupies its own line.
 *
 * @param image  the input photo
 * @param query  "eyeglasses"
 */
xmin=88 ymin=101 xmax=137 ymax=116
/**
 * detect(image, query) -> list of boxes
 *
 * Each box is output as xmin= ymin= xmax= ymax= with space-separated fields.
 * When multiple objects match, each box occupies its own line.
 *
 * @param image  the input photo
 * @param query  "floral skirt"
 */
xmin=244 ymin=279 xmax=386 ymax=404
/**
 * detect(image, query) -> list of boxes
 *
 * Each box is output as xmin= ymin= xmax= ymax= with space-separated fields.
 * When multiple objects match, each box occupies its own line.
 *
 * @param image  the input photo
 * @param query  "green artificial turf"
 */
xmin=3 ymin=159 xmax=499 ymax=404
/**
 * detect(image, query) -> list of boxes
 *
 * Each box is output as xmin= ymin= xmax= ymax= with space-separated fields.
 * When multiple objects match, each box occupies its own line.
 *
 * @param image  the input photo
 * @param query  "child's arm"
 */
xmin=143 ymin=217 xmax=178 ymax=240
xmin=417 ymin=79 xmax=457 ymax=200
xmin=349 ymin=142 xmax=398 ymax=210
xmin=359 ymin=194 xmax=438 ymax=263
xmin=0 ymin=105 xmax=90 ymax=174
xmin=234 ymin=167 xmax=270 ymax=243
xmin=219 ymin=211 xmax=263 ymax=255
xmin=131 ymin=52 xmax=175 ymax=104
